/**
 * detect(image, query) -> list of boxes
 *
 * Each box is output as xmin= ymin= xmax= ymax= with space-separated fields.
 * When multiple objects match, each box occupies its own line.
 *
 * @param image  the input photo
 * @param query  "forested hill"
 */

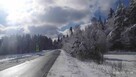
xmin=0 ymin=34 xmax=61 ymax=55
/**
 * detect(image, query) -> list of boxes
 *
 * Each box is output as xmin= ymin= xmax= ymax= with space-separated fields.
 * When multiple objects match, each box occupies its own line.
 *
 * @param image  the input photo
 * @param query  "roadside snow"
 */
xmin=47 ymin=50 xmax=108 ymax=77
xmin=104 ymin=54 xmax=136 ymax=77
xmin=47 ymin=50 xmax=136 ymax=77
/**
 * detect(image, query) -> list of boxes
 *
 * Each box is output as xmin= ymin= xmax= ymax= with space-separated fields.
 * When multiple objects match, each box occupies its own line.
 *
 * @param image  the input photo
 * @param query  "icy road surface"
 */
xmin=0 ymin=50 xmax=60 ymax=77
xmin=0 ymin=51 xmax=46 ymax=71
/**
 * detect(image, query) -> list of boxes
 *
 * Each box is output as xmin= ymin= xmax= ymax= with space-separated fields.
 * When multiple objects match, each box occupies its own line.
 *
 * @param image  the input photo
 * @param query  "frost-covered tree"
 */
xmin=107 ymin=2 xmax=128 ymax=50
xmin=108 ymin=8 xmax=114 ymax=18
xmin=129 ymin=0 xmax=136 ymax=25
xmin=82 ymin=22 xmax=107 ymax=63
xmin=70 ymin=27 xmax=73 ymax=35
xmin=62 ymin=20 xmax=107 ymax=63
xmin=120 ymin=0 xmax=136 ymax=50
xmin=105 ymin=8 xmax=116 ymax=35
xmin=121 ymin=24 xmax=136 ymax=50
xmin=99 ymin=16 xmax=105 ymax=30
xmin=62 ymin=26 xmax=83 ymax=57
xmin=115 ymin=2 xmax=127 ymax=28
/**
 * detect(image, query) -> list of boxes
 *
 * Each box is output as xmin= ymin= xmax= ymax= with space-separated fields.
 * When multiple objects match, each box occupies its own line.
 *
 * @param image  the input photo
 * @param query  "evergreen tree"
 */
xmin=0 ymin=34 xmax=57 ymax=55
xmin=70 ymin=27 xmax=73 ymax=35
xmin=108 ymin=8 xmax=114 ymax=18
xmin=115 ymin=2 xmax=126 ymax=28
xmin=107 ymin=1 xmax=127 ymax=50
xmin=129 ymin=0 xmax=136 ymax=25
xmin=98 ymin=16 xmax=105 ymax=30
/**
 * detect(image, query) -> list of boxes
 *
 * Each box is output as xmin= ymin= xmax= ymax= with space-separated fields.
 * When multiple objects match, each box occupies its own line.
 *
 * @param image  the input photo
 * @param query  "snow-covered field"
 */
xmin=47 ymin=50 xmax=136 ymax=77
xmin=0 ymin=50 xmax=48 ymax=71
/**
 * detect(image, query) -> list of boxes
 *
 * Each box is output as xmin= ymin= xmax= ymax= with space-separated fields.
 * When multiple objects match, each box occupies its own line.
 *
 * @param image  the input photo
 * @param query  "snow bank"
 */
xmin=47 ymin=50 xmax=136 ymax=77
xmin=47 ymin=50 xmax=108 ymax=77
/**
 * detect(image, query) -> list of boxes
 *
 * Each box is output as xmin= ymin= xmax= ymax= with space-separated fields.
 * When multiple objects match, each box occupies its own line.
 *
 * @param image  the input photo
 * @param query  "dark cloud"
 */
xmin=28 ymin=25 xmax=60 ymax=38
xmin=24 ymin=0 xmax=90 ymax=38
xmin=37 ymin=0 xmax=54 ymax=4
xmin=39 ymin=6 xmax=89 ymax=25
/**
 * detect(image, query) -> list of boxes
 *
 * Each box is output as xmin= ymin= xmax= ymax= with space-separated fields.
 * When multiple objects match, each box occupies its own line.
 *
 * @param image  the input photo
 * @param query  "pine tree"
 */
xmin=129 ymin=0 xmax=136 ymax=25
xmin=70 ymin=27 xmax=73 ymax=35
xmin=107 ymin=1 xmax=127 ymax=50
xmin=98 ymin=16 xmax=105 ymax=30
xmin=36 ymin=43 xmax=40 ymax=52
xmin=115 ymin=2 xmax=126 ymax=28
xmin=108 ymin=8 xmax=114 ymax=18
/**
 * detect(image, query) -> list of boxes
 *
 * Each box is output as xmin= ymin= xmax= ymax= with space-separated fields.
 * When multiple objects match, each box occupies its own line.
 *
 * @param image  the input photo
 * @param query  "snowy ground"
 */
xmin=47 ymin=50 xmax=136 ymax=77
xmin=0 ymin=50 xmax=48 ymax=71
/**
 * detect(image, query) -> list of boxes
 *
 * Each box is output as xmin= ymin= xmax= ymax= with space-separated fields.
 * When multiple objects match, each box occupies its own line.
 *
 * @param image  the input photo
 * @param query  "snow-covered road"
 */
xmin=0 ymin=50 xmax=60 ymax=77
xmin=0 ymin=51 xmax=46 ymax=71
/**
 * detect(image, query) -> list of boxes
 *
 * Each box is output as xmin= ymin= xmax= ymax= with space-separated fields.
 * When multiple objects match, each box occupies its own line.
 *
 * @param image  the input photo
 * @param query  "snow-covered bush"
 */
xmin=62 ymin=22 xmax=107 ymax=63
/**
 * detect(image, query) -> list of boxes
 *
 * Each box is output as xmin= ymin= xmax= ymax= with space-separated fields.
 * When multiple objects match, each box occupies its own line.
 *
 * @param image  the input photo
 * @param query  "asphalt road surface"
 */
xmin=0 ymin=50 xmax=60 ymax=77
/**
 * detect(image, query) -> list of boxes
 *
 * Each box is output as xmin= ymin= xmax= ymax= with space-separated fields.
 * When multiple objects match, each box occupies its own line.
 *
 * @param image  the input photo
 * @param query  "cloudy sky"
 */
xmin=0 ymin=0 xmax=129 ymax=38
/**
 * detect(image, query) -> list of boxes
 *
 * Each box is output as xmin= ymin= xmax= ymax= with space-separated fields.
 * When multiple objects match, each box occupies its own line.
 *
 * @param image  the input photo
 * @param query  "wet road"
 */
xmin=0 ymin=50 xmax=60 ymax=77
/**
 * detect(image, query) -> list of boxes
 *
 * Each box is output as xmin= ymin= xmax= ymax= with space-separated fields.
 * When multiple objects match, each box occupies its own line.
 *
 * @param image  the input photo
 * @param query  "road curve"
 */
xmin=0 ymin=50 xmax=60 ymax=77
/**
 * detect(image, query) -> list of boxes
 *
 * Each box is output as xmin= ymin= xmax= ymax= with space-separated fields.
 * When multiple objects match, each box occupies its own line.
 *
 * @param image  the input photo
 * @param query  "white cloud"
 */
xmin=59 ymin=29 xmax=70 ymax=36
xmin=0 ymin=0 xmax=118 ymax=38
xmin=80 ymin=23 xmax=92 ymax=31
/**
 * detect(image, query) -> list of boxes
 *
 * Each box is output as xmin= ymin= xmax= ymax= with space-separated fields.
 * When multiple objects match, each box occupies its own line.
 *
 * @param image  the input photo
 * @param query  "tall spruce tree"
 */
xmin=108 ymin=8 xmax=114 ymax=18
xmin=107 ymin=1 xmax=127 ymax=50
xmin=129 ymin=0 xmax=136 ymax=25
xmin=115 ymin=1 xmax=126 ymax=28
xmin=99 ymin=16 xmax=105 ymax=30
xmin=70 ymin=27 xmax=73 ymax=35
